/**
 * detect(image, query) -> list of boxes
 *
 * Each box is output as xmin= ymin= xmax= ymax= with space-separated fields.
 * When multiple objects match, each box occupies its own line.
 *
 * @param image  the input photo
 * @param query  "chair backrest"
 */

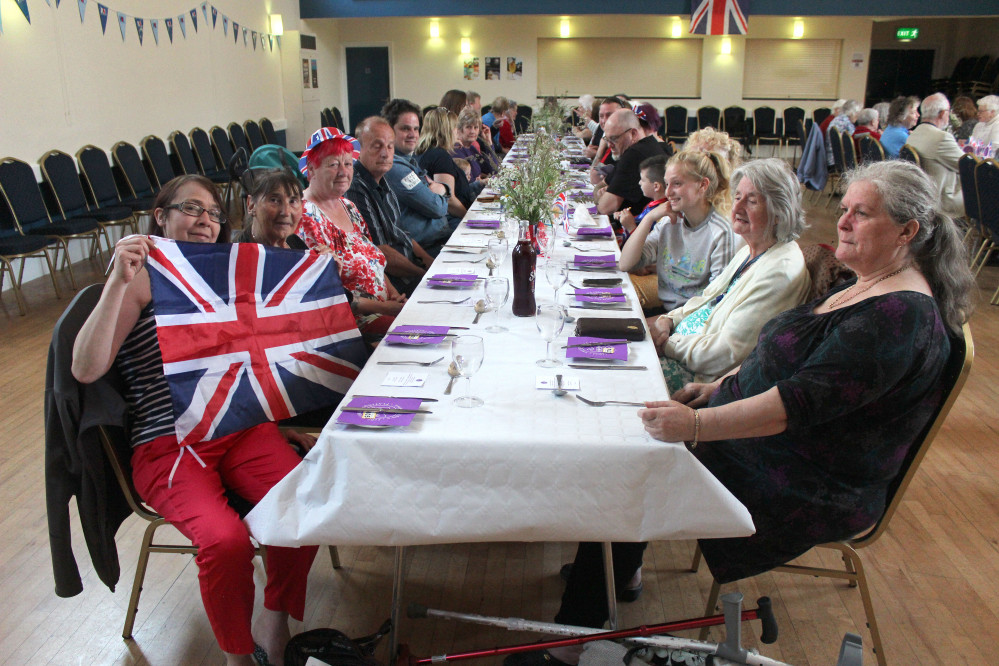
xmin=259 ymin=117 xmax=278 ymax=145
xmin=828 ymin=127 xmax=845 ymax=172
xmin=332 ymin=107 xmax=346 ymax=132
xmin=899 ymin=144 xmax=921 ymax=168
xmin=40 ymin=150 xmax=91 ymax=218
xmin=140 ymin=135 xmax=176 ymax=189
xmin=722 ymin=106 xmax=747 ymax=135
xmin=169 ymin=131 xmax=201 ymax=176
xmin=111 ymin=141 xmax=156 ymax=198
xmin=795 ymin=118 xmax=807 ymax=148
xmin=664 ymin=105 xmax=688 ymax=139
xmin=0 ymin=157 xmax=53 ymax=231
xmin=753 ymin=106 xmax=777 ymax=135
xmin=783 ymin=107 xmax=805 ymax=138
xmin=859 ymin=136 xmax=886 ymax=163
xmin=227 ymin=122 xmax=251 ymax=155
xmin=958 ymin=154 xmax=981 ymax=222
xmin=813 ymin=107 xmax=831 ymax=125
xmin=854 ymin=324 xmax=973 ymax=549
xmin=244 ymin=120 xmax=266 ymax=151
xmin=976 ymin=159 xmax=999 ymax=236
xmin=210 ymin=126 xmax=237 ymax=171
xmin=77 ymin=145 xmax=123 ymax=208
xmin=841 ymin=131 xmax=858 ymax=169
xmin=320 ymin=108 xmax=335 ymax=129
xmin=189 ymin=127 xmax=221 ymax=174
xmin=697 ymin=106 xmax=720 ymax=130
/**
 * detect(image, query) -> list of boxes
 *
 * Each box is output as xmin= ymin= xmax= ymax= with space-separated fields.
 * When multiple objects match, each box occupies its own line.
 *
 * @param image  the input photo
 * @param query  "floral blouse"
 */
xmin=298 ymin=197 xmax=389 ymax=302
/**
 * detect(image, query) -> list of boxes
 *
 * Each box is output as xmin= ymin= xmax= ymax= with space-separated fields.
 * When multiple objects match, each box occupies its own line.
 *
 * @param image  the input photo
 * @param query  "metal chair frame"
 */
xmin=0 ymin=237 xmax=61 ymax=315
xmin=697 ymin=106 xmax=721 ymax=131
xmin=898 ymin=144 xmax=921 ymax=170
xmin=752 ymin=106 xmax=781 ymax=157
xmin=259 ymin=117 xmax=278 ymax=145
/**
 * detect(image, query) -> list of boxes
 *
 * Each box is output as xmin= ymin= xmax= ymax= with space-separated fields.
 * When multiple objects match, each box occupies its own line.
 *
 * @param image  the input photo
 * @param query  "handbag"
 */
xmin=284 ymin=620 xmax=390 ymax=666
xmin=574 ymin=317 xmax=647 ymax=342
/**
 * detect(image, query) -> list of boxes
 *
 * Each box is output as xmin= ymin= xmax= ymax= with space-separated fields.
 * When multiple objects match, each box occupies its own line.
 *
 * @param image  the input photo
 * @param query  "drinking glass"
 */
xmin=487 ymin=238 xmax=509 ymax=271
xmin=535 ymin=304 xmax=565 ymax=367
xmin=540 ymin=222 xmax=558 ymax=259
xmin=483 ymin=277 xmax=510 ymax=333
xmin=544 ymin=260 xmax=568 ymax=308
xmin=451 ymin=335 xmax=485 ymax=407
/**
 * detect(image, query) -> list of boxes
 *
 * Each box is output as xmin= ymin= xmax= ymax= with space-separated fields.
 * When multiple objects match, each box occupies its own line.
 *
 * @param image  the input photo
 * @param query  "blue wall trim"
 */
xmin=300 ymin=0 xmax=999 ymax=19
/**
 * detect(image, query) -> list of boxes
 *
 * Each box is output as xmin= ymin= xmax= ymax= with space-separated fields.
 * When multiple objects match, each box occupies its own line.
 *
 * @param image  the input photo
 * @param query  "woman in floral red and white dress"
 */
xmin=296 ymin=128 xmax=406 ymax=338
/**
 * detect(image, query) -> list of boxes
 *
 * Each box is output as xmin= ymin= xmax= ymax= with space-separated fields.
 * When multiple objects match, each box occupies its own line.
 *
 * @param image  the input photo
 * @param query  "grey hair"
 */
xmin=856 ymin=108 xmax=878 ymax=126
xmin=841 ymin=161 xmax=974 ymax=333
xmin=920 ymin=92 xmax=950 ymax=121
xmin=841 ymin=99 xmax=861 ymax=116
xmin=978 ymin=94 xmax=999 ymax=113
xmin=874 ymin=102 xmax=891 ymax=124
xmin=731 ymin=158 xmax=806 ymax=244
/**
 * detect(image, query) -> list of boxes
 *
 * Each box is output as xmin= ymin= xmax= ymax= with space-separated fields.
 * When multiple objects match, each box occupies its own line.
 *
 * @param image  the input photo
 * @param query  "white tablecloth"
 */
xmin=245 ymin=138 xmax=754 ymax=547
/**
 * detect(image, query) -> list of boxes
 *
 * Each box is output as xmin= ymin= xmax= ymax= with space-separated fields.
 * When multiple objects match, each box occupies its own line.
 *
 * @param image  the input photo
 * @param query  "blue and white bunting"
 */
xmin=98 ymin=3 xmax=108 ymax=33
xmin=151 ymin=18 xmax=158 ymax=45
xmin=135 ymin=17 xmax=143 ymax=45
xmin=178 ymin=14 xmax=186 ymax=38
xmin=232 ymin=21 xmax=238 ymax=44
xmin=211 ymin=6 xmax=217 ymax=28
xmin=77 ymin=0 xmax=86 ymax=23
xmin=189 ymin=8 xmax=197 ymax=32
xmin=201 ymin=2 xmax=207 ymax=23
xmin=242 ymin=26 xmax=247 ymax=46
xmin=252 ymin=30 xmax=257 ymax=50
xmin=14 ymin=0 xmax=30 ymax=24
xmin=222 ymin=15 xmax=228 ymax=36
xmin=165 ymin=16 xmax=173 ymax=42
xmin=117 ymin=11 xmax=126 ymax=41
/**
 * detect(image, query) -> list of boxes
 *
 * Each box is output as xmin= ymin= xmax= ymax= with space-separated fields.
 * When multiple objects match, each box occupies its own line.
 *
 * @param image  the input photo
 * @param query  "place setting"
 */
xmin=336 ymin=396 xmax=434 ymax=429
xmin=426 ymin=273 xmax=482 ymax=288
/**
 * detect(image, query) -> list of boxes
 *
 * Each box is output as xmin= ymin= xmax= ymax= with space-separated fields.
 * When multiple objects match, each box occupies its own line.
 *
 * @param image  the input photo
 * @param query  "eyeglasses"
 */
xmin=165 ymin=201 xmax=227 ymax=224
xmin=605 ymin=128 xmax=633 ymax=146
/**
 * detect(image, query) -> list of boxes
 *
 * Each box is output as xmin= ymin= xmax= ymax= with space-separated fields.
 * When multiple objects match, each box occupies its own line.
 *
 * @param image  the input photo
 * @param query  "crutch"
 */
xmin=403 ymin=592 xmax=786 ymax=665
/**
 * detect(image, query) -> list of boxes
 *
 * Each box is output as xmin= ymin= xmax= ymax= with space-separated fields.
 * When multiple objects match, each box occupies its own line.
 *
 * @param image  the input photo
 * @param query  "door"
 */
xmin=866 ymin=49 xmax=935 ymax=104
xmin=345 ymin=47 xmax=390 ymax=133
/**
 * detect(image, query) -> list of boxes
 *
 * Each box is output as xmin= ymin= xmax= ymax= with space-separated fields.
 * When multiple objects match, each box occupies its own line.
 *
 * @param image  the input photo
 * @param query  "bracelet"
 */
xmin=690 ymin=409 xmax=701 ymax=449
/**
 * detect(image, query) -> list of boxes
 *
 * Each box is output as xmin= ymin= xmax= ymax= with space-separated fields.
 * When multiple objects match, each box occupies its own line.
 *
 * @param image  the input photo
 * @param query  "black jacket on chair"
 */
xmin=45 ymin=284 xmax=132 ymax=597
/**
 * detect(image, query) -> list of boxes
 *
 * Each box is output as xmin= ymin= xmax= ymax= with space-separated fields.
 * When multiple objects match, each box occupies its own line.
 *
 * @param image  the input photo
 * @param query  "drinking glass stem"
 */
xmin=464 ymin=376 xmax=472 ymax=400
xmin=546 ymin=340 xmax=554 ymax=363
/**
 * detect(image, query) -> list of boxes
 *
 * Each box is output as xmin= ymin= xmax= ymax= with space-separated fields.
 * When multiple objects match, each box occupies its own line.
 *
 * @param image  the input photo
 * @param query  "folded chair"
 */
xmin=691 ymin=323 xmax=974 ymax=666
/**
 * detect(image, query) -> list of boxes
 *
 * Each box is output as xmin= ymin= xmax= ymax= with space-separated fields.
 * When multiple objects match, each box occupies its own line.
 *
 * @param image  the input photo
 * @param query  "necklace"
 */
xmin=828 ymin=264 xmax=910 ymax=309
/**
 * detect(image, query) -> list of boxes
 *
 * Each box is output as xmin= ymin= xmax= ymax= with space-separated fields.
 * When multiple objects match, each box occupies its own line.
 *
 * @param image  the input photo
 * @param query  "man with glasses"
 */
xmin=905 ymin=92 xmax=964 ymax=216
xmin=595 ymin=109 xmax=668 ymax=216
xmin=584 ymin=96 xmax=628 ymax=161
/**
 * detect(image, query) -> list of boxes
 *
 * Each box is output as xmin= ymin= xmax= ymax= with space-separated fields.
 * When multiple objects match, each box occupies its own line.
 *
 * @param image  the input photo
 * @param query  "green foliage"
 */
xmin=492 ymin=132 xmax=570 ymax=224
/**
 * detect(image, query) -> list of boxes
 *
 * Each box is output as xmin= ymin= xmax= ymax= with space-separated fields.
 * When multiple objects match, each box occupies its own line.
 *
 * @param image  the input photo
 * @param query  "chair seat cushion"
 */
xmin=120 ymin=197 xmax=155 ymax=212
xmin=89 ymin=206 xmax=134 ymax=222
xmin=27 ymin=218 xmax=100 ymax=236
xmin=0 ymin=234 xmax=54 ymax=256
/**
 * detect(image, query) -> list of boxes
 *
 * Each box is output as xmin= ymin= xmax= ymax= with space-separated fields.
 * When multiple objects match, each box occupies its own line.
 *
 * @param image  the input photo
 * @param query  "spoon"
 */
xmin=486 ymin=257 xmax=496 ymax=276
xmin=553 ymin=374 xmax=567 ymax=397
xmin=445 ymin=362 xmax=460 ymax=395
xmin=562 ymin=241 xmax=605 ymax=252
xmin=473 ymin=299 xmax=487 ymax=324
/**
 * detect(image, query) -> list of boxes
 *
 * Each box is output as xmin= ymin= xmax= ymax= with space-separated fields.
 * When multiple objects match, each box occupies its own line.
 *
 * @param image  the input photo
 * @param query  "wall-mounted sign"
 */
xmin=896 ymin=27 xmax=920 ymax=41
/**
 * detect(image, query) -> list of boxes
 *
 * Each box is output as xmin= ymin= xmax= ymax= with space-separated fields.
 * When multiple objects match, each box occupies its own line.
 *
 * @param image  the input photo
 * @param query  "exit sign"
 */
xmin=896 ymin=27 xmax=920 ymax=40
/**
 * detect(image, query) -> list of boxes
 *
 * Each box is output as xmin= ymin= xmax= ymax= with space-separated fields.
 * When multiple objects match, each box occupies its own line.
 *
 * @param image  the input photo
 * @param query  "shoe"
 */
xmin=252 ymin=643 xmax=273 ymax=666
xmin=502 ymin=649 xmax=574 ymax=666
xmin=558 ymin=564 xmax=643 ymax=602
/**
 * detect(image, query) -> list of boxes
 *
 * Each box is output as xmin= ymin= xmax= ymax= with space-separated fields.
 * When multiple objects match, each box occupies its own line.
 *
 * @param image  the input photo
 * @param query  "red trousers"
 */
xmin=132 ymin=422 xmax=318 ymax=655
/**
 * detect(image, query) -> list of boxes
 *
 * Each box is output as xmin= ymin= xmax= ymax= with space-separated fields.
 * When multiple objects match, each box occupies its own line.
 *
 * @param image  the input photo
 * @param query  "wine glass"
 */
xmin=544 ymin=260 xmax=568 ymax=308
xmin=535 ymin=304 xmax=565 ymax=367
xmin=487 ymin=238 xmax=508 ymax=271
xmin=483 ymin=277 xmax=510 ymax=333
xmin=451 ymin=335 xmax=485 ymax=407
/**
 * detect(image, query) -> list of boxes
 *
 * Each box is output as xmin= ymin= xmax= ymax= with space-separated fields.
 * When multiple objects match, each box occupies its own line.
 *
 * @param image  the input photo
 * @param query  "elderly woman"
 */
xmin=296 ymin=130 xmax=406 ymax=337
xmin=453 ymin=107 xmax=499 ymax=182
xmin=851 ymin=107 xmax=882 ymax=155
xmin=416 ymin=107 xmax=475 ymax=218
xmin=972 ymin=94 xmax=999 ymax=147
xmin=650 ymin=159 xmax=811 ymax=392
xmin=518 ymin=161 xmax=974 ymax=665
xmin=234 ymin=168 xmax=307 ymax=249
xmin=72 ymin=175 xmax=320 ymax=666
xmin=879 ymin=95 xmax=920 ymax=158
xmin=826 ymin=99 xmax=861 ymax=166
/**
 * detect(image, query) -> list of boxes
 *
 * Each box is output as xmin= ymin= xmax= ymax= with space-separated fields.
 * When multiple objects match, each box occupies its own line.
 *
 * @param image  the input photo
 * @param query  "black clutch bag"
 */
xmin=574 ymin=317 xmax=647 ymax=342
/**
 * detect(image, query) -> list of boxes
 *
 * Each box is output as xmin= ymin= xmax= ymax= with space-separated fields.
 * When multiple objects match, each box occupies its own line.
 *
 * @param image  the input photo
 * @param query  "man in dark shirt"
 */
xmin=345 ymin=116 xmax=434 ymax=295
xmin=595 ymin=109 xmax=669 ymax=216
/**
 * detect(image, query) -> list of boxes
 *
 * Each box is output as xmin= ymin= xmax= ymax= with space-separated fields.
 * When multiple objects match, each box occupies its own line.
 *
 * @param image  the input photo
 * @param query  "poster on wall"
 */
xmin=507 ymin=57 xmax=523 ymax=80
xmin=485 ymin=57 xmax=501 ymax=81
xmin=302 ymin=59 xmax=310 ymax=88
xmin=311 ymin=59 xmax=318 ymax=88
xmin=463 ymin=57 xmax=480 ymax=80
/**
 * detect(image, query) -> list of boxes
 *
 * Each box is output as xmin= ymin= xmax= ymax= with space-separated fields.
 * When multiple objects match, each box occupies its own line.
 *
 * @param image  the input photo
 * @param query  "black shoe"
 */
xmin=502 ymin=649 xmax=574 ymax=666
xmin=559 ymin=564 xmax=643 ymax=602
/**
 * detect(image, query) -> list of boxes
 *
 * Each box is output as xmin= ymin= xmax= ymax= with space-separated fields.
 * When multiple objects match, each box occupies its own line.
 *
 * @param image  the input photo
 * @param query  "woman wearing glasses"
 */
xmin=72 ymin=174 xmax=318 ymax=666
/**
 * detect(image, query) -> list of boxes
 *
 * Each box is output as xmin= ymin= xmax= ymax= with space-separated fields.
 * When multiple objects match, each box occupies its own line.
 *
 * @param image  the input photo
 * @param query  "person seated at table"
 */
xmin=234 ymin=167 xmax=308 ymax=249
xmin=618 ymin=149 xmax=738 ymax=317
xmin=518 ymin=162 xmax=974 ymax=666
xmin=297 ymin=130 xmax=407 ymax=337
xmin=416 ymin=107 xmax=475 ymax=217
xmin=972 ymin=94 xmax=999 ymax=147
xmin=492 ymin=98 xmax=518 ymax=153
xmin=571 ymin=94 xmax=596 ymax=144
xmin=586 ymin=96 xmax=628 ymax=165
xmin=594 ymin=109 xmax=672 ymax=217
xmin=818 ymin=98 xmax=845 ymax=136
xmin=72 ymin=175 xmax=321 ymax=666
xmin=685 ymin=127 xmax=743 ymax=177
xmin=950 ymin=96 xmax=978 ymax=143
xmin=438 ymin=88 xmax=468 ymax=117
xmin=649 ymin=159 xmax=811 ymax=392
xmin=632 ymin=102 xmax=666 ymax=146
xmin=905 ymin=92 xmax=965 ymax=217
xmin=825 ymin=99 xmax=861 ymax=166
xmin=851 ymin=108 xmax=882 ymax=156
xmin=453 ymin=108 xmax=498 ymax=186
xmin=879 ymin=95 xmax=920 ymax=158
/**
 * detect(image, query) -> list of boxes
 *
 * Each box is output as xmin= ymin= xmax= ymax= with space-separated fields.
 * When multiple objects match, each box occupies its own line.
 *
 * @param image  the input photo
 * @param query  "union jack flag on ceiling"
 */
xmin=146 ymin=239 xmax=367 ymax=448
xmin=690 ymin=0 xmax=750 ymax=36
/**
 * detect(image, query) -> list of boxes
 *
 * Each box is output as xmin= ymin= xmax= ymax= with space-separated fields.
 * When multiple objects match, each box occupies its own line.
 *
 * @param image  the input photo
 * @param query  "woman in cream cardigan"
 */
xmin=650 ymin=158 xmax=810 ymax=392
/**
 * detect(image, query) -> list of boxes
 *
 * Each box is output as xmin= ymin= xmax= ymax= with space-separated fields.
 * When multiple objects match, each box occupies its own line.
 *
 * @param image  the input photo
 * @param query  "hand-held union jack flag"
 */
xmin=146 ymin=239 xmax=367 ymax=448
xmin=690 ymin=0 xmax=750 ymax=36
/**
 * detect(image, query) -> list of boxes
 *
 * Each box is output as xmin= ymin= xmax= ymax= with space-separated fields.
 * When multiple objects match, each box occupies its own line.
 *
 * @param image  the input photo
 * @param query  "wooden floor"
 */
xmin=2 ymin=197 xmax=999 ymax=665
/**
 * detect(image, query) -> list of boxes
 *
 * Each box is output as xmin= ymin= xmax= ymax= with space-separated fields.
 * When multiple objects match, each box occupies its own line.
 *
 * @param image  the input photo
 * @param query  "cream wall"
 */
xmin=302 ymin=14 xmax=873 ymax=129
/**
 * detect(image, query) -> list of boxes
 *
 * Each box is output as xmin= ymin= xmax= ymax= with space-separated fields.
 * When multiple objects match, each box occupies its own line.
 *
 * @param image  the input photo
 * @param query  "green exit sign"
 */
xmin=896 ymin=27 xmax=920 ymax=40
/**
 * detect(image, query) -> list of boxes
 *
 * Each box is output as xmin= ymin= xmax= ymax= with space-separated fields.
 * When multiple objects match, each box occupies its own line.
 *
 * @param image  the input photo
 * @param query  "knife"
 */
xmin=570 ymin=305 xmax=632 ymax=311
xmin=568 ymin=266 xmax=619 ymax=272
xmin=561 ymin=340 xmax=627 ymax=348
xmin=568 ymin=364 xmax=648 ymax=371
xmin=340 ymin=407 xmax=434 ymax=414
xmin=350 ymin=395 xmax=439 ymax=402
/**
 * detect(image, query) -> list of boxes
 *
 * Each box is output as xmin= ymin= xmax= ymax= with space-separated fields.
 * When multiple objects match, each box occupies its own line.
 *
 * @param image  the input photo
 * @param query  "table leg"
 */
xmin=389 ymin=545 xmax=406 ymax=663
xmin=601 ymin=542 xmax=618 ymax=630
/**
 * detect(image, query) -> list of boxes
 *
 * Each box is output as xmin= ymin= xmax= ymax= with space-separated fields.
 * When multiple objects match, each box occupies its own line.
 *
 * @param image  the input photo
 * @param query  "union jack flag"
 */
xmin=553 ymin=192 xmax=568 ymax=221
xmin=689 ymin=0 xmax=749 ymax=36
xmin=146 ymin=239 xmax=367 ymax=448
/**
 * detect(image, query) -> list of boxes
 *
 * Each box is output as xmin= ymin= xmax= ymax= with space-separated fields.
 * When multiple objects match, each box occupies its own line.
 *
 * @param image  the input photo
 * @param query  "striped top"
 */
xmin=115 ymin=304 xmax=175 ymax=448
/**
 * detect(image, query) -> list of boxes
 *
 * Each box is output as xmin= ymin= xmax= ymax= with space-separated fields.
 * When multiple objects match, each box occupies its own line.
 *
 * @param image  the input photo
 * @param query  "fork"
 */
xmin=574 ymin=395 xmax=646 ymax=407
xmin=417 ymin=298 xmax=471 ymax=304
xmin=376 ymin=356 xmax=445 ymax=367
xmin=442 ymin=257 xmax=487 ymax=264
